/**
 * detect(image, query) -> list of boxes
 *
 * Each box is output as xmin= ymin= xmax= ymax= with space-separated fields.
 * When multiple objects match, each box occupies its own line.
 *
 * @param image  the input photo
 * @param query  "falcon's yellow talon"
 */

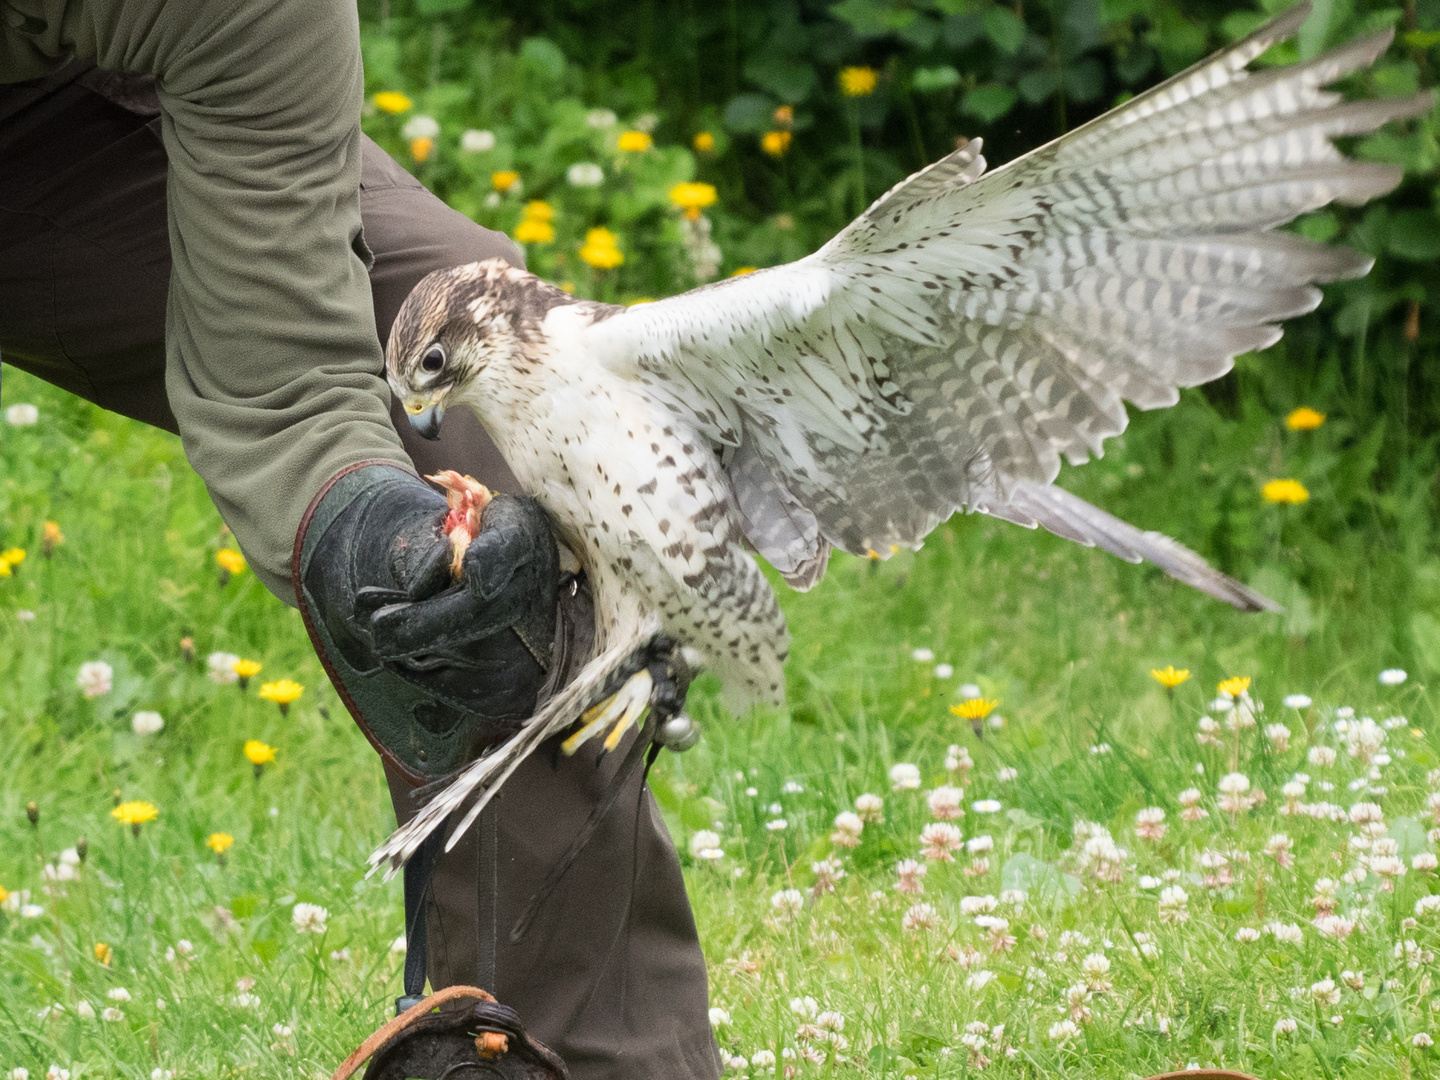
xmin=561 ymin=669 xmax=654 ymax=756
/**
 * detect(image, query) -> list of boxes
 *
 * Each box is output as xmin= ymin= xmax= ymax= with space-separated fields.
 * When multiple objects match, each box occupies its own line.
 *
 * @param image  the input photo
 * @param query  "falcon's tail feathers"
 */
xmin=366 ymin=615 xmax=666 ymax=880
xmin=979 ymin=482 xmax=1281 ymax=613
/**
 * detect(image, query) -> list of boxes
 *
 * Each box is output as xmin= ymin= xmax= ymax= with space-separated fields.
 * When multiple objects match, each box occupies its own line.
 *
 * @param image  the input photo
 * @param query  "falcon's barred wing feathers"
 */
xmin=587 ymin=6 xmax=1431 ymax=604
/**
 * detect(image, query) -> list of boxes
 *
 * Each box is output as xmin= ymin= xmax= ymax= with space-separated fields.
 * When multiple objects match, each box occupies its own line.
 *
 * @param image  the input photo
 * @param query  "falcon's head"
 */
xmin=386 ymin=259 xmax=576 ymax=439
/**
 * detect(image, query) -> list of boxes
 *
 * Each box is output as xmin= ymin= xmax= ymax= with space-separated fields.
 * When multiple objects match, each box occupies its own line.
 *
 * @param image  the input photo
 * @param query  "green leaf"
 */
xmin=1404 ymin=29 xmax=1440 ymax=48
xmin=518 ymin=37 xmax=567 ymax=82
xmin=745 ymin=53 xmax=818 ymax=102
xmin=1018 ymin=68 xmax=1059 ymax=103
xmin=912 ymin=65 xmax=961 ymax=92
xmin=1386 ymin=210 xmax=1440 ymax=261
xmin=252 ymin=938 xmax=280 ymax=963
xmin=413 ymin=0 xmax=469 ymax=15
xmin=230 ymin=894 xmax=261 ymax=919
xmin=1294 ymin=211 xmax=1341 ymax=243
xmin=961 ymin=84 xmax=1018 ymax=121
xmin=983 ymin=6 xmax=1027 ymax=53
xmin=722 ymin=93 xmax=777 ymax=133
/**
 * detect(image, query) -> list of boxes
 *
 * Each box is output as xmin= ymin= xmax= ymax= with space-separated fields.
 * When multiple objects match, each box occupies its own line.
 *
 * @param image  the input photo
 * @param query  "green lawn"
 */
xmin=2 ymin=363 xmax=1439 ymax=1079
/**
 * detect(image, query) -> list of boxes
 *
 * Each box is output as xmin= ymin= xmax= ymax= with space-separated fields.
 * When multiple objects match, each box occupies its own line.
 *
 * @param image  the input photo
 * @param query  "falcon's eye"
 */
xmin=420 ymin=346 xmax=446 ymax=373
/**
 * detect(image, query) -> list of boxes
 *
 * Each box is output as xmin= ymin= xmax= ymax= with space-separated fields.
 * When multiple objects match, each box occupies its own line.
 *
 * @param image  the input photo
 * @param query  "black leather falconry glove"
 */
xmin=295 ymin=463 xmax=580 ymax=782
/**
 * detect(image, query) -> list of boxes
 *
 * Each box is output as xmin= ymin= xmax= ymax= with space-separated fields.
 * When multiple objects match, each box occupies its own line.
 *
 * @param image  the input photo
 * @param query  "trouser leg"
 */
xmin=0 ymin=68 xmax=721 ymax=1080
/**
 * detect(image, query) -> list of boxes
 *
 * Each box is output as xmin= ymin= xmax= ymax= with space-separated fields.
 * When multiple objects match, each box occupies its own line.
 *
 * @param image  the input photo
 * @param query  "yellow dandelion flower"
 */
xmin=693 ymin=132 xmax=716 ymax=153
xmin=730 ymin=266 xmax=757 ymax=277
xmin=111 ymin=801 xmax=157 ymax=836
xmin=490 ymin=170 xmax=521 ymax=193
xmin=522 ymin=200 xmax=555 ymax=222
xmin=42 ymin=520 xmax=63 ymax=557
xmin=2 ymin=547 xmax=26 ymax=567
xmin=216 ymin=548 xmax=247 ymax=576
xmin=1218 ymin=676 xmax=1251 ymax=697
xmin=206 ymin=832 xmax=234 ymax=855
xmin=514 ymin=218 xmax=556 ymax=244
xmin=410 ymin=136 xmax=435 ymax=162
xmin=232 ymin=658 xmax=262 ymax=690
xmin=244 ymin=740 xmax=277 ymax=772
xmin=1261 ymin=478 xmax=1309 ymax=505
xmin=372 ymin=91 xmax=413 ymax=115
xmin=0 ymin=885 xmax=8 ymax=904
xmin=0 ymin=560 xmax=10 ymax=579
xmin=616 ymin=130 xmax=653 ymax=152
xmin=579 ymin=227 xmax=624 ymax=270
xmin=760 ymin=130 xmax=791 ymax=157
xmin=1151 ymin=665 xmax=1191 ymax=689
xmin=839 ymin=66 xmax=879 ymax=97
xmin=258 ymin=680 xmax=304 ymax=716
xmin=94 ymin=942 xmax=113 ymax=965
xmin=1285 ymin=407 xmax=1326 ymax=431
xmin=668 ymin=181 xmax=718 ymax=220
xmin=950 ymin=698 xmax=999 ymax=722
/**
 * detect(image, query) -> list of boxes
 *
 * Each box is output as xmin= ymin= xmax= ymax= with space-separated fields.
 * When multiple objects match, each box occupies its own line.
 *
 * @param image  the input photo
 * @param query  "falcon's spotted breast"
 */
xmin=370 ymin=5 xmax=1432 ymax=873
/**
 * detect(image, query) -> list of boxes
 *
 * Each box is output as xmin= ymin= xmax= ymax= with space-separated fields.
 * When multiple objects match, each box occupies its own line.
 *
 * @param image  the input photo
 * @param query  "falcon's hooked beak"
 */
xmin=404 ymin=401 xmax=445 ymax=441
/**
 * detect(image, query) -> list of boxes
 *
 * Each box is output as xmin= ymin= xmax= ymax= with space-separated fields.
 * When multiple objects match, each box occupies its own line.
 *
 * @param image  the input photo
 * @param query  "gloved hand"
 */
xmin=296 ymin=464 xmax=561 ymax=780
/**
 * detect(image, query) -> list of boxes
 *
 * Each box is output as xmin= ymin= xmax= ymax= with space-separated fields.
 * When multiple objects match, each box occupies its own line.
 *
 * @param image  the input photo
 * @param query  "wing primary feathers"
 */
xmin=366 ymin=615 xmax=665 ymax=879
xmin=985 ymin=482 xmax=1281 ymax=612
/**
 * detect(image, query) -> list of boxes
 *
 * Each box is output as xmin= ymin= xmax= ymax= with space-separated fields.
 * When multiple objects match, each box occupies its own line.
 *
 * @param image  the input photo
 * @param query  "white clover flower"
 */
xmin=1266 ymin=922 xmax=1304 ymax=944
xmin=1284 ymin=694 xmax=1313 ymax=709
xmin=919 ymin=822 xmax=963 ymax=861
xmin=101 ymin=1007 xmax=124 ymax=1022
xmin=460 ymin=129 xmax=496 ymax=152
xmin=1135 ymin=806 xmax=1166 ymax=841
xmin=291 ymin=902 xmax=329 ymax=934
xmin=76 ymin=660 xmax=113 ymax=698
xmin=1177 ymin=787 xmax=1202 ymax=806
xmin=207 ymin=652 xmax=240 ymax=685
xmin=1265 ymin=723 xmax=1292 ymax=752
xmin=781 ymin=780 xmax=803 ymax=794
xmin=1138 ymin=875 xmax=1162 ymax=889
xmin=1314 ymin=915 xmax=1356 ymax=940
xmin=889 ymin=763 xmax=921 ymax=791
xmin=1415 ymin=853 xmax=1439 ymax=871
xmin=770 ymin=889 xmax=804 ymax=916
xmin=5 ymin=404 xmax=39 ymax=426
xmin=1342 ymin=970 xmax=1365 ymax=990
xmin=789 ymin=996 xmax=818 ymax=1019
xmin=151 ymin=1070 xmax=173 ymax=1080
xmin=45 ymin=1068 xmax=68 ymax=1080
xmin=1309 ymin=745 xmax=1337 ymax=767
xmin=76 ymin=1001 xmax=95 ymax=1020
xmin=927 ymin=785 xmax=964 ymax=820
xmin=831 ymin=811 xmax=864 ymax=847
xmin=965 ymin=969 xmax=996 ymax=991
xmin=1349 ymin=801 xmax=1385 ymax=824
xmin=894 ymin=859 xmax=927 ymax=895
xmin=1158 ymin=886 xmax=1189 ymax=924
xmin=902 ymin=902 xmax=939 ymax=931
xmin=401 ymin=115 xmax=440 ymax=140
xmin=1274 ymin=1017 xmax=1298 ymax=1036
xmin=1218 ymin=772 xmax=1251 ymax=794
xmin=1048 ymin=1019 xmax=1079 ymax=1041
xmin=765 ymin=818 xmax=787 ymax=831
xmin=709 ymin=1007 xmax=731 ymax=1027
xmin=585 ymin=108 xmax=617 ymax=128
xmin=910 ymin=647 xmax=934 ymax=662
xmin=1415 ymin=1033 xmax=1435 ymax=1048
xmin=934 ymin=663 xmax=954 ymax=679
xmin=689 ymin=830 xmax=723 ymax=859
xmin=811 ymin=858 xmax=845 ymax=893
xmin=815 ymin=1011 xmax=844 ymax=1033
xmin=390 ymin=934 xmax=408 ymax=954
xmin=10 ymin=1069 xmax=28 ymax=1080
xmin=972 ymin=799 xmax=1001 ymax=813
xmin=1310 ymin=978 xmax=1340 ymax=1006
xmin=854 ymin=793 xmax=884 ymax=822
xmin=106 ymin=987 xmax=131 ymax=1002
xmin=1346 ymin=718 xmax=1386 ymax=763
xmin=751 ymin=1049 xmax=776 ymax=1070
xmin=966 ymin=834 xmax=994 ymax=854
xmin=132 ymin=710 xmax=164 ymax=736
xmin=1380 ymin=669 xmax=1408 ymax=686
xmin=960 ymin=894 xmax=998 ymax=915
xmin=996 ymin=766 xmax=1018 ymax=782
xmin=235 ymin=993 xmax=260 ymax=1008
xmin=1235 ymin=927 xmax=1261 ymax=943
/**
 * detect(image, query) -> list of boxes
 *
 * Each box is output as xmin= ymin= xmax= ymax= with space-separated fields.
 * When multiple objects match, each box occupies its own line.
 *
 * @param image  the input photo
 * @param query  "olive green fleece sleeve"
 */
xmin=149 ymin=0 xmax=412 ymax=599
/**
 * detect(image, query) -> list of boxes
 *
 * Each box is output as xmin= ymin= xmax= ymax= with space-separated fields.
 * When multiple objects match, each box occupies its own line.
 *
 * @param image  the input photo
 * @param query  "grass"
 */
xmin=3 ymin=361 xmax=1440 ymax=1079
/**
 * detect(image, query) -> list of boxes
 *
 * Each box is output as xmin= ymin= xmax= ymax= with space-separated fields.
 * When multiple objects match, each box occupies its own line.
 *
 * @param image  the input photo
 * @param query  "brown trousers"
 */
xmin=0 ymin=66 xmax=720 ymax=1080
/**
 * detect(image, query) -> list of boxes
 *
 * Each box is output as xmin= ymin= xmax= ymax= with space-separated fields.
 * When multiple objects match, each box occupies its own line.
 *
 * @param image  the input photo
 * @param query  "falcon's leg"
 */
xmin=558 ymin=636 xmax=694 ymax=755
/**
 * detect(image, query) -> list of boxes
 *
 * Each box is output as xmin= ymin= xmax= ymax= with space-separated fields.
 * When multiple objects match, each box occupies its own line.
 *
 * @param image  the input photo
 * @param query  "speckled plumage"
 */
xmin=388 ymin=7 xmax=1428 ymax=716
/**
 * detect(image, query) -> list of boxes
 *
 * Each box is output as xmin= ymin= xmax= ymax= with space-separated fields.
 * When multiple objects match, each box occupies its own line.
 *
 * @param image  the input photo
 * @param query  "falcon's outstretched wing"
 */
xmin=587 ymin=5 xmax=1430 ymax=605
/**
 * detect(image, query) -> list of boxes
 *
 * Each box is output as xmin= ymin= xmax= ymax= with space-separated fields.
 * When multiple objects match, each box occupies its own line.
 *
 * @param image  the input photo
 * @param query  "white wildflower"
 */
xmin=689 ymin=830 xmax=724 ymax=860
xmin=132 ymin=710 xmax=164 ymax=736
xmin=927 ymin=786 xmax=964 ymax=820
xmin=854 ymin=793 xmax=884 ymax=822
xmin=1274 ymin=1017 xmax=1298 ymax=1036
xmin=902 ymin=902 xmax=939 ymax=931
xmin=291 ymin=902 xmax=328 ymax=934
xmin=1235 ymin=927 xmax=1261 ymax=943
xmin=889 ymin=763 xmax=921 ymax=791
xmin=972 ymin=799 xmax=1001 ymax=813
xmin=709 ymin=1007 xmax=731 ymax=1027
xmin=460 ymin=129 xmax=496 ymax=152
xmin=207 ymin=652 xmax=240 ymax=684
xmin=1380 ymin=669 xmax=1408 ymax=686
xmin=4 ymin=404 xmax=39 ymax=426
xmin=770 ymin=890 xmax=804 ymax=918
xmin=1158 ymin=886 xmax=1189 ymax=924
xmin=401 ymin=115 xmax=440 ymax=140
xmin=1284 ymin=694 xmax=1313 ymax=709
xmin=76 ymin=660 xmax=113 ymax=698
xmin=919 ymin=822 xmax=963 ymax=862
xmin=831 ymin=811 xmax=864 ymax=848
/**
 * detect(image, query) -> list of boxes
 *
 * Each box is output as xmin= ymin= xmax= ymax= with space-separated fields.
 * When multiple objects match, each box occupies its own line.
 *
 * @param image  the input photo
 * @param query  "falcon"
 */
xmin=370 ymin=6 xmax=1432 ymax=873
